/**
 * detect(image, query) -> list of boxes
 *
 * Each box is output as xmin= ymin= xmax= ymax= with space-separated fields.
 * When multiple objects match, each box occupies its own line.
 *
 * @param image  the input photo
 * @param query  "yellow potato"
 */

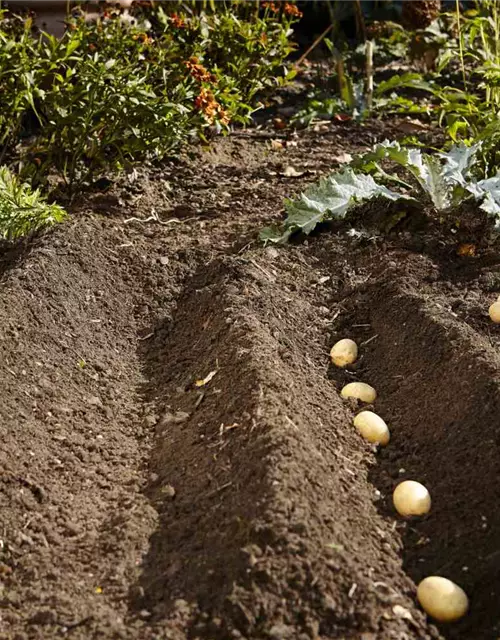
xmin=417 ymin=576 xmax=469 ymax=622
xmin=330 ymin=339 xmax=358 ymax=367
xmin=489 ymin=300 xmax=500 ymax=323
xmin=353 ymin=411 xmax=390 ymax=446
xmin=341 ymin=382 xmax=376 ymax=403
xmin=393 ymin=480 xmax=431 ymax=517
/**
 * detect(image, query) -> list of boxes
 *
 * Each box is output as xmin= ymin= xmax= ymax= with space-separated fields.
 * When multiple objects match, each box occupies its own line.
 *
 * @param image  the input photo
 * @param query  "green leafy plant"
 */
xmin=292 ymin=68 xmax=436 ymax=126
xmin=22 ymin=22 xmax=193 ymax=191
xmin=0 ymin=166 xmax=66 ymax=240
xmin=429 ymin=2 xmax=500 ymax=141
xmin=261 ymin=140 xmax=500 ymax=244
xmin=0 ymin=12 xmax=44 ymax=152
xmin=0 ymin=2 xmax=300 ymax=192
xmin=260 ymin=169 xmax=411 ymax=243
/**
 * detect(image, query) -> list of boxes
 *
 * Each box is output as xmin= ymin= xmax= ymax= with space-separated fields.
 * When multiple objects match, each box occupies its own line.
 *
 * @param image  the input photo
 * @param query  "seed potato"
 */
xmin=393 ymin=480 xmax=431 ymax=517
xmin=489 ymin=300 xmax=500 ymax=323
xmin=330 ymin=339 xmax=358 ymax=367
xmin=417 ymin=576 xmax=469 ymax=622
xmin=341 ymin=382 xmax=376 ymax=403
xmin=353 ymin=411 xmax=390 ymax=446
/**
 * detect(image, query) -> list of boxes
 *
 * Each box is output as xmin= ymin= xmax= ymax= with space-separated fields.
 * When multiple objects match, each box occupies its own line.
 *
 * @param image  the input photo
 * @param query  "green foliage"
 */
xmin=0 ymin=2 xmax=299 ymax=192
xmin=430 ymin=3 xmax=500 ymax=140
xmin=260 ymin=168 xmax=412 ymax=244
xmin=158 ymin=5 xmax=298 ymax=100
xmin=289 ymin=4 xmax=500 ymax=153
xmin=261 ymin=140 xmax=500 ymax=244
xmin=145 ymin=0 xmax=260 ymax=19
xmin=0 ymin=13 xmax=41 ymax=148
xmin=0 ymin=166 xmax=66 ymax=240
xmin=292 ymin=70 xmax=435 ymax=126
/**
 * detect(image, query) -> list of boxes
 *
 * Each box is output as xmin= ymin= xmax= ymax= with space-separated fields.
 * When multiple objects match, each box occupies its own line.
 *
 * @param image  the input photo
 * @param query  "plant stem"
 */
xmin=365 ymin=40 xmax=374 ymax=111
xmin=353 ymin=0 xmax=366 ymax=42
xmin=295 ymin=22 xmax=335 ymax=68
xmin=455 ymin=0 xmax=472 ymax=116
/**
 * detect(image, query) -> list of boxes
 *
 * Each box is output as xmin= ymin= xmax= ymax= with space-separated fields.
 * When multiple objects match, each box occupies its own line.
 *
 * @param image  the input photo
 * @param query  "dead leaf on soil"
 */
xmin=273 ymin=117 xmax=287 ymax=130
xmin=392 ymin=604 xmax=414 ymax=621
xmin=457 ymin=243 xmax=476 ymax=257
xmin=281 ymin=166 xmax=305 ymax=178
xmin=398 ymin=119 xmax=429 ymax=134
xmin=335 ymin=151 xmax=353 ymax=165
xmin=195 ymin=370 xmax=217 ymax=387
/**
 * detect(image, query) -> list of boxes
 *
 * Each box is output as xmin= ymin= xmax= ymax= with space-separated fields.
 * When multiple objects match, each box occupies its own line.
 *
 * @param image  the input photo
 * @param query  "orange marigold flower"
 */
xmin=217 ymin=108 xmax=231 ymax=127
xmin=194 ymin=87 xmax=214 ymax=111
xmin=184 ymin=57 xmax=214 ymax=83
xmin=262 ymin=1 xmax=302 ymax=18
xmin=284 ymin=3 xmax=302 ymax=17
xmin=194 ymin=88 xmax=230 ymax=125
xmin=170 ymin=13 xmax=186 ymax=28
xmin=133 ymin=32 xmax=153 ymax=44
xmin=262 ymin=1 xmax=279 ymax=12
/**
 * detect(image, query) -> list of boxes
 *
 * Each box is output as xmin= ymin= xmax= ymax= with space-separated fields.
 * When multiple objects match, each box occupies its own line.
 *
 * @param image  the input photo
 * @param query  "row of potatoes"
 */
xmin=330 ymin=338 xmax=469 ymax=624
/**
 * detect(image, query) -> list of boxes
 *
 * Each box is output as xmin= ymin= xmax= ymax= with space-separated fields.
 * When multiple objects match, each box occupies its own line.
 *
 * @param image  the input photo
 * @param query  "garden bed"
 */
xmin=2 ymin=119 xmax=500 ymax=640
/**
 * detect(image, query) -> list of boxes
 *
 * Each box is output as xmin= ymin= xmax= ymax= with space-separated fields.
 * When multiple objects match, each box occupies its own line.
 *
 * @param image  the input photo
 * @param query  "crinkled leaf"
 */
xmin=479 ymin=192 xmax=500 ymax=221
xmin=467 ymin=176 xmax=500 ymax=226
xmin=354 ymin=140 xmax=461 ymax=210
xmin=259 ymin=224 xmax=292 ymax=244
xmin=260 ymin=169 xmax=412 ymax=244
xmin=439 ymin=142 xmax=482 ymax=187
xmin=354 ymin=139 xmax=411 ymax=170
xmin=419 ymin=155 xmax=451 ymax=209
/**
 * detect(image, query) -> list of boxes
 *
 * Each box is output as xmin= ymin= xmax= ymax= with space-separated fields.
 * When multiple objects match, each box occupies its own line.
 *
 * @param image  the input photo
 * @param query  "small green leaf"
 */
xmin=259 ymin=225 xmax=290 ymax=245
xmin=66 ymin=39 xmax=81 ymax=56
xmin=325 ymin=542 xmax=344 ymax=552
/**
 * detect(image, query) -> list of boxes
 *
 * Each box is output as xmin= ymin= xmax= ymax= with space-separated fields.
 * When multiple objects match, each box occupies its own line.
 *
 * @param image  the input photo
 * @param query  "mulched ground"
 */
xmin=2 ymin=114 xmax=500 ymax=640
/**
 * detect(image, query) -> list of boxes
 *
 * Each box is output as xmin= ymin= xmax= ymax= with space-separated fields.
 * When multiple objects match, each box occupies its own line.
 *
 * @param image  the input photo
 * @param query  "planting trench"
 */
xmin=2 ymin=128 xmax=500 ymax=639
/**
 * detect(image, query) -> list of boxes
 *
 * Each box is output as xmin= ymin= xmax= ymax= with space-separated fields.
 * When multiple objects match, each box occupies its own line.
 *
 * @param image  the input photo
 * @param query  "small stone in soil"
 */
xmin=87 ymin=395 xmax=103 ymax=408
xmin=161 ymin=484 xmax=176 ymax=498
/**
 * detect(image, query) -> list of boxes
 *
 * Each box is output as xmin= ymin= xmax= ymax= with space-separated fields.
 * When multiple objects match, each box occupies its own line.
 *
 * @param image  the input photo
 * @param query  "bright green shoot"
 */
xmin=0 ymin=167 xmax=66 ymax=240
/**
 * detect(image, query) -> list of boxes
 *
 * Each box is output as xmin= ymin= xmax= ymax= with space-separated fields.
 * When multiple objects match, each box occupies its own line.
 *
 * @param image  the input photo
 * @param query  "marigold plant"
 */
xmin=0 ymin=1 xmax=300 ymax=193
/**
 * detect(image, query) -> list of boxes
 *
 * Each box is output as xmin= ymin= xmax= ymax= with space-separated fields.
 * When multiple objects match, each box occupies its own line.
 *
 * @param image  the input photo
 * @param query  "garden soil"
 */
xmin=2 ymin=119 xmax=500 ymax=640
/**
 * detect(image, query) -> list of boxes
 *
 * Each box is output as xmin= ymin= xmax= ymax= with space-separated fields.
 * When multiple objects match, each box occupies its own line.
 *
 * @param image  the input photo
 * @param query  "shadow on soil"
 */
xmin=361 ymin=283 xmax=500 ymax=640
xmin=0 ymin=237 xmax=33 ymax=277
xmin=129 ymin=260 xmax=268 ymax=631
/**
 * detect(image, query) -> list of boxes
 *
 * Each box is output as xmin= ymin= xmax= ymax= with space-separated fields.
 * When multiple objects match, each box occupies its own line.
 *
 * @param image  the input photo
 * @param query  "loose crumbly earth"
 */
xmin=1 ymin=118 xmax=500 ymax=640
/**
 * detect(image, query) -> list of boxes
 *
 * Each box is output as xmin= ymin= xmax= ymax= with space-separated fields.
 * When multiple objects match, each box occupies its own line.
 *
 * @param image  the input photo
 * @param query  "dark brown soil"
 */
xmin=2 ymin=118 xmax=500 ymax=640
